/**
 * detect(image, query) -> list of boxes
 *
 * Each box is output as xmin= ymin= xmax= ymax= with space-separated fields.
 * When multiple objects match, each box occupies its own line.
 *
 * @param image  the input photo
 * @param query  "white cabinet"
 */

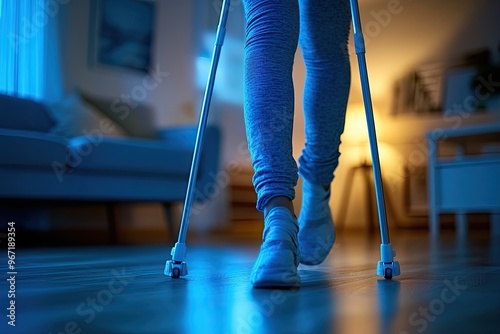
xmin=427 ymin=123 xmax=500 ymax=236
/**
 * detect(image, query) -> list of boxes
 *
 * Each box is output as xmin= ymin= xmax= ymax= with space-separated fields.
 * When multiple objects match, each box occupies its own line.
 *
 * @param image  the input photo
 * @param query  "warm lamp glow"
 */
xmin=341 ymin=102 xmax=400 ymax=168
xmin=342 ymin=103 xmax=369 ymax=145
xmin=342 ymin=102 xmax=393 ymax=146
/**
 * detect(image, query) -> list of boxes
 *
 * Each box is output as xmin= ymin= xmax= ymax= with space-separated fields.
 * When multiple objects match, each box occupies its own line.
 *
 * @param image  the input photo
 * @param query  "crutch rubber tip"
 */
xmin=376 ymin=260 xmax=400 ymax=280
xmin=164 ymin=260 xmax=188 ymax=278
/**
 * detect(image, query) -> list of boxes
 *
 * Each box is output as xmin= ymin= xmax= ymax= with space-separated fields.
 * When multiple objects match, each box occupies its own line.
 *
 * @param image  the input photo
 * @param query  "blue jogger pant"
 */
xmin=243 ymin=0 xmax=351 ymax=211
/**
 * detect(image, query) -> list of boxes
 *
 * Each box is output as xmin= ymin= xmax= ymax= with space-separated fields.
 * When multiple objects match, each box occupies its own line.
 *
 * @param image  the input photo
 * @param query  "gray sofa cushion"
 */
xmin=0 ymin=129 xmax=68 ymax=167
xmin=47 ymin=93 xmax=128 ymax=138
xmin=81 ymin=92 xmax=158 ymax=139
xmin=0 ymin=94 xmax=55 ymax=132
xmin=67 ymin=136 xmax=192 ymax=175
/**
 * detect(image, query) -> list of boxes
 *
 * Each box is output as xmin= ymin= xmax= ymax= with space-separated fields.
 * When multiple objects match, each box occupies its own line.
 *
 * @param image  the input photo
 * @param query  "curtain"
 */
xmin=0 ymin=0 xmax=63 ymax=101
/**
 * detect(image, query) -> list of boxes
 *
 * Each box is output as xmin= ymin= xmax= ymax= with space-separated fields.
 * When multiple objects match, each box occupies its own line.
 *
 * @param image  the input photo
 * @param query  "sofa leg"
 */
xmin=106 ymin=204 xmax=118 ymax=244
xmin=163 ymin=203 xmax=177 ymax=244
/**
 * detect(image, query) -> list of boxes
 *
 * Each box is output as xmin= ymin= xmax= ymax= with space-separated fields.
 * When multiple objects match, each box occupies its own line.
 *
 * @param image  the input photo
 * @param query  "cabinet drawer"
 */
xmin=436 ymin=158 xmax=500 ymax=211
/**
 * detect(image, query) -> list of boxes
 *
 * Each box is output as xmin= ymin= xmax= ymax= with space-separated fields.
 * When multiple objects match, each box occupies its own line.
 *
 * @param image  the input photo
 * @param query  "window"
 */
xmin=0 ymin=0 xmax=46 ymax=100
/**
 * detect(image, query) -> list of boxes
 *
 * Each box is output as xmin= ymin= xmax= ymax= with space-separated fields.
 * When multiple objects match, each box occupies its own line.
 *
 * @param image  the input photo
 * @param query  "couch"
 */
xmin=0 ymin=93 xmax=221 ymax=242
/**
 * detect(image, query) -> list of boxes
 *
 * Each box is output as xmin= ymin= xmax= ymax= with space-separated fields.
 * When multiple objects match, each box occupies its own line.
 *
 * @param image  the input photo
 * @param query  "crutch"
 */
xmin=349 ymin=0 xmax=400 ymax=279
xmin=165 ymin=0 xmax=231 ymax=278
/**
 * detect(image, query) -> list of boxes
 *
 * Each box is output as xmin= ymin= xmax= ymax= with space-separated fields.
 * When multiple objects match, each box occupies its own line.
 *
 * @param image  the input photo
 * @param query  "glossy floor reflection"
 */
xmin=3 ymin=230 xmax=500 ymax=334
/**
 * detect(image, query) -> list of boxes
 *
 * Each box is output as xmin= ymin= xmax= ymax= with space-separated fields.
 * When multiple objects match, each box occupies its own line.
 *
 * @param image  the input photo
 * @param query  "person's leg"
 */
xmin=243 ymin=0 xmax=300 ymax=287
xmin=244 ymin=0 xmax=299 ymax=214
xmin=297 ymin=0 xmax=351 ymax=265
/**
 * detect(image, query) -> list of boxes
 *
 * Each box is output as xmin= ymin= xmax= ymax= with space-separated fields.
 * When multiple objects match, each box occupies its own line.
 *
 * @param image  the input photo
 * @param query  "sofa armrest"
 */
xmin=0 ymin=94 xmax=55 ymax=132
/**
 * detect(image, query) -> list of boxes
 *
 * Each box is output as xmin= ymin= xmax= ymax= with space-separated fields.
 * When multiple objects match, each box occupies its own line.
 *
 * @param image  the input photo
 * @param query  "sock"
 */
xmin=250 ymin=207 xmax=300 ymax=288
xmin=298 ymin=179 xmax=335 ymax=265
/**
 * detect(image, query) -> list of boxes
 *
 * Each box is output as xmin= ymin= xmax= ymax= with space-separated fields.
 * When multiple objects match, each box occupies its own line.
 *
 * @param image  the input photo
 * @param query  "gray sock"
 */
xmin=250 ymin=207 xmax=300 ymax=288
xmin=298 ymin=179 xmax=335 ymax=265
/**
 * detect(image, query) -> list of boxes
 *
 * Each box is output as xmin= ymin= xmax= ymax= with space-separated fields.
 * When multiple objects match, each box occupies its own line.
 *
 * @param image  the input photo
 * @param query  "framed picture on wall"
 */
xmin=88 ymin=0 xmax=157 ymax=74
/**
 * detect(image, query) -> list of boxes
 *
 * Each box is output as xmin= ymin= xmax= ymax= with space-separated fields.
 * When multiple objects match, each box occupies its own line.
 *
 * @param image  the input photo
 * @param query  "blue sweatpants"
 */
xmin=243 ymin=0 xmax=351 ymax=211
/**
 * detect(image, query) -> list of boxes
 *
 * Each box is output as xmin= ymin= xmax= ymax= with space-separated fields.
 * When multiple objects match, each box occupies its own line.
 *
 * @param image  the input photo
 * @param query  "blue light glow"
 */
xmin=196 ymin=32 xmax=244 ymax=105
xmin=0 ymin=0 xmax=45 ymax=100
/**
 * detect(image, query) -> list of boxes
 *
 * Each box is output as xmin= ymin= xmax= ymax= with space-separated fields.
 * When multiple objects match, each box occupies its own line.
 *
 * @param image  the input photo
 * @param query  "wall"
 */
xmin=348 ymin=0 xmax=500 ymax=111
xmin=63 ymin=0 xmax=196 ymax=125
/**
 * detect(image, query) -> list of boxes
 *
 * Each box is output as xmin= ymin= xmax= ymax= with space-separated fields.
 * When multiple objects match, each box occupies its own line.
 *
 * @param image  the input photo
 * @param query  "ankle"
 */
xmin=264 ymin=196 xmax=295 ymax=218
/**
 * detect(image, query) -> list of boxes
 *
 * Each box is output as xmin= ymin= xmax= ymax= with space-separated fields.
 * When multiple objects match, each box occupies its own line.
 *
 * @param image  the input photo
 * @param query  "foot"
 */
xmin=298 ymin=179 xmax=335 ymax=265
xmin=251 ymin=207 xmax=300 ymax=288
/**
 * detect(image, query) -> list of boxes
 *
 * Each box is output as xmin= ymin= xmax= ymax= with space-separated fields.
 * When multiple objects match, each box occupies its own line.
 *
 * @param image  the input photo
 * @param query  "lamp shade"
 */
xmin=342 ymin=102 xmax=370 ymax=145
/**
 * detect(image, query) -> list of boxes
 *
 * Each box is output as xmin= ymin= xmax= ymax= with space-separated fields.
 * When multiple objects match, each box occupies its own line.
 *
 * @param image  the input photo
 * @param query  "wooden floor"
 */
xmin=2 ymin=229 xmax=500 ymax=334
